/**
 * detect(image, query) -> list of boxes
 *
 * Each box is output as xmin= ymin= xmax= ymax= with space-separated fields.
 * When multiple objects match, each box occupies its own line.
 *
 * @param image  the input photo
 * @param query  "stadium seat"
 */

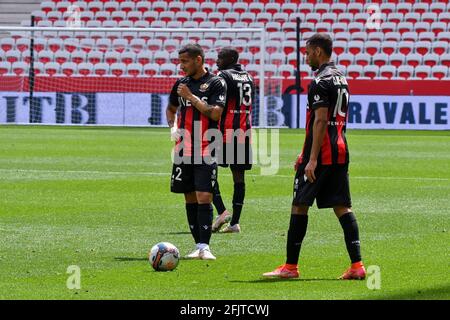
xmin=330 ymin=3 xmax=346 ymax=15
xmin=365 ymin=41 xmax=380 ymax=56
xmin=415 ymin=65 xmax=432 ymax=79
xmin=338 ymin=53 xmax=353 ymax=67
xmin=121 ymin=52 xmax=136 ymax=66
xmin=126 ymin=63 xmax=142 ymax=77
xmin=355 ymin=53 xmax=370 ymax=67
xmin=415 ymin=22 xmax=431 ymax=34
xmin=154 ymin=51 xmax=169 ymax=65
xmin=438 ymin=12 xmax=450 ymax=24
xmin=441 ymin=53 xmax=450 ymax=67
xmin=88 ymin=1 xmax=102 ymax=14
xmin=432 ymin=41 xmax=448 ymax=55
xmin=87 ymin=50 xmax=102 ymax=65
xmin=136 ymin=2 xmax=151 ymax=14
xmin=269 ymin=52 xmax=285 ymax=66
xmin=110 ymin=63 xmax=125 ymax=77
xmin=44 ymin=62 xmax=59 ymax=77
xmin=363 ymin=65 xmax=379 ymax=79
xmin=129 ymin=39 xmax=145 ymax=54
xmin=168 ymin=1 xmax=183 ymax=13
xmin=398 ymin=41 xmax=414 ymax=55
xmin=298 ymin=3 xmax=313 ymax=15
xmin=191 ymin=12 xmax=207 ymax=24
xmin=41 ymin=1 xmax=55 ymax=14
xmin=135 ymin=50 xmax=151 ymax=66
xmin=380 ymin=65 xmax=396 ymax=79
xmin=12 ymin=61 xmax=28 ymax=76
xmin=264 ymin=65 xmax=278 ymax=78
xmin=164 ymin=40 xmax=179 ymax=53
xmin=281 ymin=3 xmax=297 ymax=15
xmin=418 ymin=32 xmax=435 ymax=42
xmin=406 ymin=53 xmax=422 ymax=67
xmin=347 ymin=65 xmax=363 ymax=79
xmin=71 ymin=50 xmax=86 ymax=64
xmin=335 ymin=32 xmax=351 ymax=42
xmin=387 ymin=13 xmax=404 ymax=24
xmin=112 ymin=39 xmax=128 ymax=53
xmin=61 ymin=62 xmax=76 ymax=77
xmin=348 ymin=3 xmax=363 ymax=15
xmin=373 ymin=53 xmax=389 ymax=67
xmin=403 ymin=12 xmax=419 ymax=24
xmin=159 ymin=11 xmax=175 ymax=24
xmin=197 ymin=2 xmax=212 ymax=14
xmin=15 ymin=38 xmax=29 ymax=53
xmin=423 ymin=54 xmax=440 ymax=67
xmin=437 ymin=32 xmax=450 ymax=43
xmin=367 ymin=32 xmax=384 ymax=42
xmin=160 ymin=63 xmax=176 ymax=76
xmin=105 ymin=52 xmax=120 ymax=65
xmin=348 ymin=41 xmax=364 ymax=55
xmin=127 ymin=12 xmax=142 ymax=24
xmin=273 ymin=13 xmax=288 ymax=24
xmin=398 ymin=65 xmax=414 ymax=79
xmin=431 ymin=22 xmax=447 ymax=35
xmin=0 ymin=61 xmax=11 ymax=75
xmin=239 ymin=52 xmax=253 ymax=66
xmin=431 ymin=66 xmax=448 ymax=80
xmin=322 ymin=13 xmax=337 ymax=24
xmin=397 ymin=3 xmax=412 ymax=15
xmin=147 ymin=39 xmax=162 ymax=52
xmin=47 ymin=12 xmax=62 ymax=24
xmin=152 ymin=1 xmax=168 ymax=14
xmin=55 ymin=51 xmax=70 ymax=65
xmin=249 ymin=3 xmax=264 ymax=15
xmin=282 ymin=41 xmax=296 ymax=56
xmin=0 ymin=38 xmax=14 ymax=52
xmin=279 ymin=64 xmax=295 ymax=79
xmin=77 ymin=39 xmax=93 ymax=54
xmin=216 ymin=2 xmax=232 ymax=14
xmin=37 ymin=50 xmax=52 ymax=65
xmin=246 ymin=64 xmax=259 ymax=78
xmin=430 ymin=2 xmax=446 ymax=14
xmin=233 ymin=2 xmax=248 ymax=15
xmin=415 ymin=41 xmax=431 ymax=56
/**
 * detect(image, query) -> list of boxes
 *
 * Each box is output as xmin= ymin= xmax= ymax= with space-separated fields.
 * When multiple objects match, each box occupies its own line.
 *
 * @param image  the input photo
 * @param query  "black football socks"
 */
xmin=339 ymin=212 xmax=362 ymax=263
xmin=230 ymin=182 xmax=245 ymax=226
xmin=286 ymin=214 xmax=309 ymax=265
xmin=212 ymin=181 xmax=227 ymax=216
xmin=197 ymin=203 xmax=213 ymax=245
xmin=185 ymin=203 xmax=199 ymax=244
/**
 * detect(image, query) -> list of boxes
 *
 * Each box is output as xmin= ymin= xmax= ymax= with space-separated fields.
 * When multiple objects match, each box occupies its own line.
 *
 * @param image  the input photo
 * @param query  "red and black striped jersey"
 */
xmin=169 ymin=71 xmax=227 ymax=159
xmin=217 ymin=64 xmax=254 ymax=144
xmin=299 ymin=62 xmax=350 ymax=165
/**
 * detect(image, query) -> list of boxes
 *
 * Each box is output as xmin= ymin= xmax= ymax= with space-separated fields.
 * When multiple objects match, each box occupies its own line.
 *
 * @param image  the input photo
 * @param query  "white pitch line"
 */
xmin=0 ymin=168 xmax=448 ymax=182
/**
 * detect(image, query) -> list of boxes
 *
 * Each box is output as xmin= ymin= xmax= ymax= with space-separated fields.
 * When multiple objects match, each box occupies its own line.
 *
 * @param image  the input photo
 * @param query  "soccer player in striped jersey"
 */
xmin=166 ymin=44 xmax=227 ymax=260
xmin=211 ymin=47 xmax=255 ymax=234
xmin=263 ymin=33 xmax=366 ymax=280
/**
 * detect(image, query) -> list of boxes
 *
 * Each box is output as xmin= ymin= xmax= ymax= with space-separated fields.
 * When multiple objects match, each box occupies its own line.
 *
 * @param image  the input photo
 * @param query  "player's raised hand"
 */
xmin=177 ymin=84 xmax=192 ymax=100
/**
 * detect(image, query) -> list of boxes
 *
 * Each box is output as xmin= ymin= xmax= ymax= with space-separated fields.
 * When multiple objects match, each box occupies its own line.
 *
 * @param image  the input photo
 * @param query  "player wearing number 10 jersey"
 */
xmin=263 ymin=33 xmax=366 ymax=280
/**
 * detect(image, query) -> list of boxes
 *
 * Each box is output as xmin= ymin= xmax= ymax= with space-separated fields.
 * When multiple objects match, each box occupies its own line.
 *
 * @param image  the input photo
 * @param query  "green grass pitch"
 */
xmin=0 ymin=126 xmax=449 ymax=300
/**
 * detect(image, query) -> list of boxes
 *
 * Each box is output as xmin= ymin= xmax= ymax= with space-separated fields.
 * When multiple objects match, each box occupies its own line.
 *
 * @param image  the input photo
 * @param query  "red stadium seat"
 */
xmin=398 ymin=65 xmax=413 ymax=79
xmin=423 ymin=54 xmax=439 ymax=67
xmin=281 ymin=3 xmax=296 ymax=15
xmin=398 ymin=41 xmax=414 ymax=55
xmin=249 ymin=3 xmax=264 ymax=15
xmin=406 ymin=53 xmax=422 ymax=67
xmin=432 ymin=41 xmax=448 ymax=55
xmin=415 ymin=65 xmax=431 ymax=79
xmin=440 ymin=53 xmax=450 ymax=68
xmin=12 ymin=61 xmax=27 ymax=76
xmin=338 ymin=53 xmax=354 ymax=67
xmin=61 ymin=62 xmax=76 ymax=77
xmin=389 ymin=53 xmax=405 ymax=68
xmin=111 ymin=63 xmax=125 ymax=77
xmin=94 ymin=63 xmax=109 ymax=76
xmin=431 ymin=66 xmax=448 ymax=80
xmin=347 ymin=65 xmax=363 ymax=79
xmin=55 ymin=51 xmax=70 ymax=64
xmin=380 ymin=65 xmax=396 ymax=79
xmin=355 ymin=53 xmax=370 ymax=67
xmin=415 ymin=41 xmax=431 ymax=56
xmin=45 ymin=62 xmax=59 ymax=77
xmin=363 ymin=65 xmax=379 ymax=79
xmin=137 ymin=51 xmax=152 ymax=65
xmin=87 ymin=50 xmax=102 ymax=65
xmin=160 ymin=63 xmax=176 ymax=77
xmin=121 ymin=52 xmax=136 ymax=66
xmin=105 ymin=51 xmax=120 ymax=65
xmin=126 ymin=63 xmax=142 ymax=77
xmin=373 ymin=53 xmax=389 ymax=67
xmin=348 ymin=40 xmax=363 ymax=55
xmin=71 ymin=50 xmax=86 ymax=65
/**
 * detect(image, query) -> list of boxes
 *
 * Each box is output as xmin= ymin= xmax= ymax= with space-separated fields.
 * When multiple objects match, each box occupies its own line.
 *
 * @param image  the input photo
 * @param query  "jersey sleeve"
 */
xmin=169 ymin=79 xmax=181 ymax=107
xmin=208 ymin=77 xmax=227 ymax=108
xmin=310 ymin=80 xmax=331 ymax=110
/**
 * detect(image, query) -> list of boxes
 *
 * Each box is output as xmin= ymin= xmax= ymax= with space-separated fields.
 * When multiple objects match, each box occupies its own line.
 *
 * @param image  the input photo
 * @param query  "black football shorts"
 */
xmin=292 ymin=163 xmax=352 ymax=209
xmin=219 ymin=140 xmax=253 ymax=171
xmin=170 ymin=163 xmax=218 ymax=194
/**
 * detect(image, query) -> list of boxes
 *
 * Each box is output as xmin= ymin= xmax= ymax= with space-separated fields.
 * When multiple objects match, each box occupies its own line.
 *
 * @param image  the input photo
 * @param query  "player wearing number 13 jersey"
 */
xmin=263 ymin=33 xmax=366 ymax=280
xmin=211 ymin=48 xmax=255 ymax=234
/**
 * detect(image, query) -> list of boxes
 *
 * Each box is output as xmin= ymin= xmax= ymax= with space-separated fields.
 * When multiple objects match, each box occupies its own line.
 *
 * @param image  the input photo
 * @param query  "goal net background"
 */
xmin=0 ymin=26 xmax=292 ymax=128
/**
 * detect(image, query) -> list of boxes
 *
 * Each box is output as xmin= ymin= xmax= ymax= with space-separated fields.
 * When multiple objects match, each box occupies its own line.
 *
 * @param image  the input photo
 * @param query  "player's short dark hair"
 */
xmin=179 ymin=43 xmax=205 ymax=64
xmin=306 ymin=33 xmax=333 ymax=57
xmin=219 ymin=47 xmax=239 ymax=65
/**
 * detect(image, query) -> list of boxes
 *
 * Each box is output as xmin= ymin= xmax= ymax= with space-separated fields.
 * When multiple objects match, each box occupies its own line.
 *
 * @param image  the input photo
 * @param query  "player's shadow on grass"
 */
xmin=230 ymin=278 xmax=341 ymax=283
xmin=114 ymin=257 xmax=148 ymax=262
